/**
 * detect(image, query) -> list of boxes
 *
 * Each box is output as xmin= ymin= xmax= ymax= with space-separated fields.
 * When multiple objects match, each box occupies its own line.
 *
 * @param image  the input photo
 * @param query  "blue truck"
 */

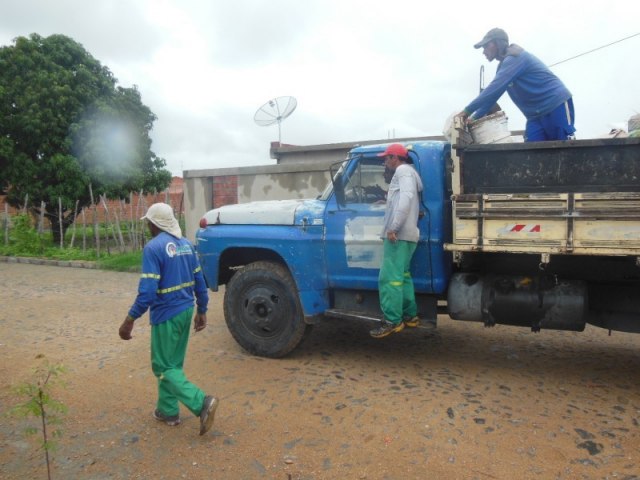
xmin=196 ymin=123 xmax=640 ymax=357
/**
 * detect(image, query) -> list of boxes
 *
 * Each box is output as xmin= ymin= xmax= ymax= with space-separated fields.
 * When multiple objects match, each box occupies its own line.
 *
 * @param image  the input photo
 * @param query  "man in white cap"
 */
xmin=119 ymin=202 xmax=218 ymax=435
xmin=458 ymin=27 xmax=575 ymax=142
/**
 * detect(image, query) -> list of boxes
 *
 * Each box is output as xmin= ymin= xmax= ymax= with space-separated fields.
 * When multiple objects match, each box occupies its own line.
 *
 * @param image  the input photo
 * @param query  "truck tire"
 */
xmin=223 ymin=260 xmax=310 ymax=358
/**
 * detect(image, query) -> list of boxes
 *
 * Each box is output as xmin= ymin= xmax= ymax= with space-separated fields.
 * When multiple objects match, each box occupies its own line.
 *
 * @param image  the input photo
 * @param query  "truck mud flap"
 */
xmin=586 ymin=283 xmax=640 ymax=333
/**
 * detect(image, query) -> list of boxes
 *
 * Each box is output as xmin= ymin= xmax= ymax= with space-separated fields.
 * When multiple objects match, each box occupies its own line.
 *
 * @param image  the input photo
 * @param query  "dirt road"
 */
xmin=1 ymin=261 xmax=639 ymax=480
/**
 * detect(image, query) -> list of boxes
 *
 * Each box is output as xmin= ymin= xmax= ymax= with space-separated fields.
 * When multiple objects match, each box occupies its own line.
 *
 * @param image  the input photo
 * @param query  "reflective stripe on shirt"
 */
xmin=157 ymin=281 xmax=195 ymax=294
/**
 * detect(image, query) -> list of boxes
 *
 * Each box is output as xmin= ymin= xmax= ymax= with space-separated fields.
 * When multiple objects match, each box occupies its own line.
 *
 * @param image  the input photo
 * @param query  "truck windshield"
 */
xmin=318 ymin=155 xmax=388 ymax=204
xmin=343 ymin=157 xmax=388 ymax=204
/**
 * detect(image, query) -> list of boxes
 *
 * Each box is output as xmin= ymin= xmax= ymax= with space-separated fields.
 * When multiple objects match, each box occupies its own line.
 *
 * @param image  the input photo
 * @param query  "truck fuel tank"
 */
xmin=447 ymin=273 xmax=587 ymax=332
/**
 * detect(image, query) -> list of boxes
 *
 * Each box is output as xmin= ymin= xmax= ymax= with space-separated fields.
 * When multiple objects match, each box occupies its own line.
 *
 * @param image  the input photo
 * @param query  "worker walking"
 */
xmin=119 ymin=202 xmax=218 ymax=435
xmin=459 ymin=28 xmax=576 ymax=142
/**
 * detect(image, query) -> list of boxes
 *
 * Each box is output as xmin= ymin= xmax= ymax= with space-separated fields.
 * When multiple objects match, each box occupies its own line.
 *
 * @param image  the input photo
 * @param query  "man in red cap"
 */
xmin=370 ymin=144 xmax=427 ymax=338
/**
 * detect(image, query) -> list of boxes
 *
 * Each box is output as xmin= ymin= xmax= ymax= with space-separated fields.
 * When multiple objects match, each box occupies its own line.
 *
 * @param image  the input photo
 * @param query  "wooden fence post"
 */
xmin=3 ymin=203 xmax=8 ymax=245
xmin=69 ymin=200 xmax=79 ymax=249
xmin=113 ymin=207 xmax=126 ymax=253
xmin=81 ymin=208 xmax=87 ymax=254
xmin=38 ymin=201 xmax=46 ymax=234
xmin=137 ymin=189 xmax=145 ymax=249
xmin=58 ymin=197 xmax=64 ymax=248
xmin=89 ymin=184 xmax=100 ymax=258
xmin=100 ymin=195 xmax=114 ymax=256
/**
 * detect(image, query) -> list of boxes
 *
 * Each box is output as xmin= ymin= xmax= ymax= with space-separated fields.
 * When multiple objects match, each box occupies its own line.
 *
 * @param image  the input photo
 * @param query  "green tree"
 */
xmin=0 ymin=33 xmax=171 ymax=243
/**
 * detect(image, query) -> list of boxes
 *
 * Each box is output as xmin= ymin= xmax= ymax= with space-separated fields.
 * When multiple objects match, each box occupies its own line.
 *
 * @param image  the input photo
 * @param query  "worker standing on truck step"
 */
xmin=118 ymin=202 xmax=219 ymax=436
xmin=370 ymin=144 xmax=430 ymax=338
xmin=458 ymin=27 xmax=576 ymax=142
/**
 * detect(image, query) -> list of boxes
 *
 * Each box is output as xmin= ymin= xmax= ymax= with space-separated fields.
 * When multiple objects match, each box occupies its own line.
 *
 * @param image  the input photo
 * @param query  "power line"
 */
xmin=549 ymin=32 xmax=640 ymax=67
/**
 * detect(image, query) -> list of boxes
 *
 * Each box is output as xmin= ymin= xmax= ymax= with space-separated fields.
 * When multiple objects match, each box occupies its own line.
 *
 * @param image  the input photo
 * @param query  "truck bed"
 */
xmin=459 ymin=137 xmax=640 ymax=194
xmin=447 ymin=137 xmax=640 ymax=256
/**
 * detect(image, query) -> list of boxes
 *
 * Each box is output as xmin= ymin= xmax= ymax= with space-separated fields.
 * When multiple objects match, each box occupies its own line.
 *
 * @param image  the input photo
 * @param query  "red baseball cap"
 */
xmin=377 ymin=143 xmax=408 ymax=158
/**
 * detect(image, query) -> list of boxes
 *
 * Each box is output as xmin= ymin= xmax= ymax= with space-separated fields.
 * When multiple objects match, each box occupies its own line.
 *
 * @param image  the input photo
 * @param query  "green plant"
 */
xmin=9 ymin=214 xmax=44 ymax=255
xmin=97 ymin=250 xmax=142 ymax=271
xmin=9 ymin=355 xmax=67 ymax=480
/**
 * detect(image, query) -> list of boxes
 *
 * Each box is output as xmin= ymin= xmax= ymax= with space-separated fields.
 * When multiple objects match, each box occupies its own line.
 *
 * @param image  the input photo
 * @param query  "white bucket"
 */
xmin=469 ymin=111 xmax=513 ymax=144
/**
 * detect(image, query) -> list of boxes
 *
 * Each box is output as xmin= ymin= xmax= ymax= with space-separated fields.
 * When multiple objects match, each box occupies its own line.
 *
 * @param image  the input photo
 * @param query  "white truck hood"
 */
xmin=203 ymin=199 xmax=306 ymax=225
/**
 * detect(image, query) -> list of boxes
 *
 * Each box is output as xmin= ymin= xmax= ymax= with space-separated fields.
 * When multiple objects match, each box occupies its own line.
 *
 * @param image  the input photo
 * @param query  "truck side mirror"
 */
xmin=330 ymin=161 xmax=346 ymax=206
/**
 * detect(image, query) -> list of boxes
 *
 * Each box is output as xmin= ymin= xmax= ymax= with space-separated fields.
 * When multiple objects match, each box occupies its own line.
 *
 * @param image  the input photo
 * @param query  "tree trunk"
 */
xmin=48 ymin=207 xmax=75 ymax=245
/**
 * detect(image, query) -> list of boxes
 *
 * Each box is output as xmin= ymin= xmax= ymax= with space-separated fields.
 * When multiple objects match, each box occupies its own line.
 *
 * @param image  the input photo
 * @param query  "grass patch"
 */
xmin=97 ymin=251 xmax=142 ymax=272
xmin=0 ymin=245 xmax=97 ymax=261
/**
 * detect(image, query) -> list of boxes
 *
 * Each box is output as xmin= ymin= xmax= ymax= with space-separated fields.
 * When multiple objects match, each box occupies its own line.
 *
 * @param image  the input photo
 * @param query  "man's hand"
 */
xmin=456 ymin=111 xmax=472 ymax=125
xmin=119 ymin=316 xmax=135 ymax=340
xmin=387 ymin=231 xmax=398 ymax=243
xmin=194 ymin=313 xmax=207 ymax=332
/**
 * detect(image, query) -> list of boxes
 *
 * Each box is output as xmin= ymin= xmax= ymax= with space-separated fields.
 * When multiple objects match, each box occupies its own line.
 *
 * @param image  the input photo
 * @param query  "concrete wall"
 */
xmin=183 ymin=160 xmax=335 ymax=241
xmin=184 ymin=135 xmax=448 ymax=240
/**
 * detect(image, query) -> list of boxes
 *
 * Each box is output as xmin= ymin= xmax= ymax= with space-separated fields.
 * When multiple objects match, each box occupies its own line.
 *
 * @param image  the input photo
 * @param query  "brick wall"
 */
xmin=213 ymin=175 xmax=238 ymax=208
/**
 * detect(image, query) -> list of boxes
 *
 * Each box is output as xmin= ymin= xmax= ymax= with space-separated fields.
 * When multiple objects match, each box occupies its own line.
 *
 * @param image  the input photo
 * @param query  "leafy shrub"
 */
xmin=8 ymin=214 xmax=44 ymax=255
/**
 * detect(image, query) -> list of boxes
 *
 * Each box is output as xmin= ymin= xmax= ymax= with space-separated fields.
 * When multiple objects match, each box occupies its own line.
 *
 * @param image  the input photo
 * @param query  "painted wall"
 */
xmin=183 ymin=161 xmax=335 ymax=241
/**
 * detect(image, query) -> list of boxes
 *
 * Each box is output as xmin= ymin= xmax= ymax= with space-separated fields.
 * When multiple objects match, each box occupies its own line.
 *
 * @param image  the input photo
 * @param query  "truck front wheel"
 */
xmin=223 ymin=261 xmax=310 ymax=358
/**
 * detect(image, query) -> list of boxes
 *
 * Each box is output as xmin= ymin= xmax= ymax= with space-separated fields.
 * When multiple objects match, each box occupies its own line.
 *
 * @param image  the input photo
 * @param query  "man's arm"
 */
xmin=463 ymin=55 xmax=524 ymax=119
xmin=192 ymin=246 xmax=209 ymax=331
xmin=119 ymin=246 xmax=161 ymax=340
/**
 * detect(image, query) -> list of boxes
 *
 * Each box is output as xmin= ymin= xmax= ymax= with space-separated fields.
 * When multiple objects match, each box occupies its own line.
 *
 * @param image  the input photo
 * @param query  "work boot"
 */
xmin=153 ymin=409 xmax=181 ymax=426
xmin=199 ymin=395 xmax=219 ymax=436
xmin=370 ymin=319 xmax=404 ymax=338
xmin=403 ymin=315 xmax=420 ymax=328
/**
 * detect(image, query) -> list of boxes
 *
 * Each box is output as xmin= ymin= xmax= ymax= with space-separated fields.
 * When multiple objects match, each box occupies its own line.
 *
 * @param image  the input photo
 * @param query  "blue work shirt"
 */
xmin=128 ymin=232 xmax=209 ymax=325
xmin=464 ymin=45 xmax=572 ymax=120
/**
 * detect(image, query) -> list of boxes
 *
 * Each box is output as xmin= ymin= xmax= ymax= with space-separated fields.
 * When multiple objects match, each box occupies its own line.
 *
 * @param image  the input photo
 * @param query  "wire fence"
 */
xmin=1 ymin=189 xmax=184 ymax=257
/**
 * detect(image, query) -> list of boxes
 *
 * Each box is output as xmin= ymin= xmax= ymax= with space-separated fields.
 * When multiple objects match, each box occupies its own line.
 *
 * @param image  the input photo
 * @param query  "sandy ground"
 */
xmin=0 ymin=261 xmax=639 ymax=480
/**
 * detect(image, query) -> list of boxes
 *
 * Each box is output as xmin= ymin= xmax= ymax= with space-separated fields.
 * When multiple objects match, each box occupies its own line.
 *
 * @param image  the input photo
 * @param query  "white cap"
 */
xmin=141 ymin=203 xmax=182 ymax=238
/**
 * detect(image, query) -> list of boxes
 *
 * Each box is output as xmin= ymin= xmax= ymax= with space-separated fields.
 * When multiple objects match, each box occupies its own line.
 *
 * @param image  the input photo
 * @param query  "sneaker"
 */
xmin=199 ymin=395 xmax=219 ymax=436
xmin=403 ymin=315 xmax=420 ymax=328
xmin=153 ymin=409 xmax=181 ymax=426
xmin=370 ymin=319 xmax=405 ymax=338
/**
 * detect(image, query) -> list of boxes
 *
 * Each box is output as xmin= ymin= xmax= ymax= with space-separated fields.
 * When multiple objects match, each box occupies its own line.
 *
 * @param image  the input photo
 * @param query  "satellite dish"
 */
xmin=254 ymin=96 xmax=297 ymax=144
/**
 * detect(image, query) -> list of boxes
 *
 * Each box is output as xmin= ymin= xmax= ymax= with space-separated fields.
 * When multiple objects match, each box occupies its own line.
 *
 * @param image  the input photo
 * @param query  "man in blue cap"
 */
xmin=458 ymin=28 xmax=576 ymax=142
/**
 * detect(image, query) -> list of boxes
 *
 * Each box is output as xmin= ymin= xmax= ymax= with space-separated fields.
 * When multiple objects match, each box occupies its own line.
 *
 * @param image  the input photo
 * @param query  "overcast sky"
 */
xmin=2 ymin=0 xmax=639 ymax=176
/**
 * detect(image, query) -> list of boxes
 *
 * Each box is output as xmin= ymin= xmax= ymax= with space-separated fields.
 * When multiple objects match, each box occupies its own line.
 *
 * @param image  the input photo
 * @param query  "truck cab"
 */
xmin=196 ymin=141 xmax=452 ymax=357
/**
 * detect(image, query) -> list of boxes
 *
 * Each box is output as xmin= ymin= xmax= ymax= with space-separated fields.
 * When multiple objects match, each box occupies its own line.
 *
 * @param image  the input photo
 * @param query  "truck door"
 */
xmin=324 ymin=156 xmax=388 ymax=290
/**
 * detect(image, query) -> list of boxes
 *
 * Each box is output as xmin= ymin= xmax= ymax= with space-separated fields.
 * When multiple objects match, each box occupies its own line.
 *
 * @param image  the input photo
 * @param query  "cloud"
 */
xmin=1 ymin=0 xmax=640 ymax=176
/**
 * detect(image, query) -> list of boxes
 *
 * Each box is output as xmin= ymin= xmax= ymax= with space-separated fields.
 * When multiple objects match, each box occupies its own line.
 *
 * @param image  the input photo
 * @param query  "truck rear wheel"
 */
xmin=223 ymin=261 xmax=310 ymax=358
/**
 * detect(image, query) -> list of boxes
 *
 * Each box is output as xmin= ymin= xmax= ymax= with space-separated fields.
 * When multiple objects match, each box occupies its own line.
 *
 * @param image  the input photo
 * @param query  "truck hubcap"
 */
xmin=243 ymin=287 xmax=285 ymax=335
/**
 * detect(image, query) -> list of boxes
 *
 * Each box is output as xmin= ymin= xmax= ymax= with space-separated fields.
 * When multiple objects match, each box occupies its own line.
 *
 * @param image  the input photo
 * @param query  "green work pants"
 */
xmin=151 ymin=307 xmax=205 ymax=417
xmin=379 ymin=239 xmax=418 ymax=324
